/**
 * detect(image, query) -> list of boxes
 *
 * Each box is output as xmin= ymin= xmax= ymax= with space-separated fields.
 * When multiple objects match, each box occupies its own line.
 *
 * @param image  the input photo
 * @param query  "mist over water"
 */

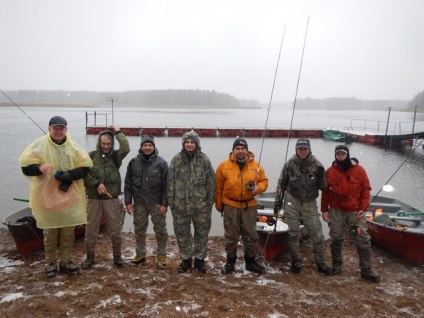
xmin=1 ymin=106 xmax=423 ymax=236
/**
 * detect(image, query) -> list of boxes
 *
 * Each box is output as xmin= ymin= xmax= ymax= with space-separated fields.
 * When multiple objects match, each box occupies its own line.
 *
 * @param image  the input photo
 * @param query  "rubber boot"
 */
xmin=221 ymin=257 xmax=236 ymax=274
xmin=178 ymin=258 xmax=192 ymax=273
xmin=330 ymin=239 xmax=343 ymax=274
xmin=245 ymin=257 xmax=266 ymax=275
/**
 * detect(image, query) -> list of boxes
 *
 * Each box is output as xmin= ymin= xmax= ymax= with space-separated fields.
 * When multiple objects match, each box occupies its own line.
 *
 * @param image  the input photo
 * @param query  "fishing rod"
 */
xmin=284 ymin=15 xmax=310 ymax=161
xmin=0 ymin=89 xmax=47 ymax=134
xmin=254 ymin=22 xmax=289 ymax=260
xmin=274 ymin=16 xmax=310 ymax=221
xmin=258 ymin=17 xmax=310 ymax=261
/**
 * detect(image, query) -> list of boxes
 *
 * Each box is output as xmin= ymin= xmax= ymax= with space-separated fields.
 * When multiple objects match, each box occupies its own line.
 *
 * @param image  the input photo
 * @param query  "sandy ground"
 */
xmin=0 ymin=227 xmax=423 ymax=318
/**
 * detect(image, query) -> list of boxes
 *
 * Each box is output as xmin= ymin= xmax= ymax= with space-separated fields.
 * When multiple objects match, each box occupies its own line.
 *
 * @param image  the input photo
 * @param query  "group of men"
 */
xmin=19 ymin=115 xmax=379 ymax=283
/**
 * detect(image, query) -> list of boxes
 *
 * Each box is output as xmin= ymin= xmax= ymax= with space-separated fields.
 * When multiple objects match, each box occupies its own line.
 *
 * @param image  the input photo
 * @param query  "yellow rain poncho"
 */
xmin=19 ymin=132 xmax=93 ymax=229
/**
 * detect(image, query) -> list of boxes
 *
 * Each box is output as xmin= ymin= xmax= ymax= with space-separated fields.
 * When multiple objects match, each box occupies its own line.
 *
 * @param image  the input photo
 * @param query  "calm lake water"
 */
xmin=1 ymin=106 xmax=423 ymax=236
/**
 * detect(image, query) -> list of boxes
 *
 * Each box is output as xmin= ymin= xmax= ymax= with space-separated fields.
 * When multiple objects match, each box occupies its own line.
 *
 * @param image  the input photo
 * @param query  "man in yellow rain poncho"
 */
xmin=19 ymin=116 xmax=93 ymax=277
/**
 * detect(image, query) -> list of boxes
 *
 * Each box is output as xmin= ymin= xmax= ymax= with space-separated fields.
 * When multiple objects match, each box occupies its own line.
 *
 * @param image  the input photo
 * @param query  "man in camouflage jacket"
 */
xmin=168 ymin=130 xmax=215 ymax=274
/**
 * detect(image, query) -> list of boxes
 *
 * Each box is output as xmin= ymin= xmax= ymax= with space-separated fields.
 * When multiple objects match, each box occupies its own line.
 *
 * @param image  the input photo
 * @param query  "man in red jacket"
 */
xmin=321 ymin=145 xmax=380 ymax=283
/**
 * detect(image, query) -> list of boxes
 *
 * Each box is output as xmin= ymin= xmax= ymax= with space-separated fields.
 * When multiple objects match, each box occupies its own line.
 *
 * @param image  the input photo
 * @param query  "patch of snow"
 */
xmin=256 ymin=278 xmax=274 ymax=286
xmin=54 ymin=291 xmax=65 ymax=297
xmin=134 ymin=288 xmax=155 ymax=300
xmin=268 ymin=314 xmax=290 ymax=318
xmin=97 ymin=294 xmax=122 ymax=309
xmin=181 ymin=303 xmax=202 ymax=314
xmin=0 ymin=292 xmax=25 ymax=303
xmin=0 ymin=255 xmax=24 ymax=268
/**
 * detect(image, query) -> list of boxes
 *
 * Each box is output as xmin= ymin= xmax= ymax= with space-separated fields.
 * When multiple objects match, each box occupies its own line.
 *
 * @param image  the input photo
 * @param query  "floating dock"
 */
xmin=85 ymin=126 xmax=424 ymax=148
xmin=85 ymin=126 xmax=323 ymax=138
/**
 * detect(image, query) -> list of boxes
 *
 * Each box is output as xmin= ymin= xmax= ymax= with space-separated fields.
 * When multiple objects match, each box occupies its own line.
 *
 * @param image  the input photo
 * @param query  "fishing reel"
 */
xmin=266 ymin=217 xmax=276 ymax=226
xmin=349 ymin=225 xmax=362 ymax=237
xmin=245 ymin=181 xmax=255 ymax=191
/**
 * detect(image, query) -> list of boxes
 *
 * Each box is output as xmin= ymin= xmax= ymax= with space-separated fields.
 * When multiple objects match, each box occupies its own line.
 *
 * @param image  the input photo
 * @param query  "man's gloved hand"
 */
xmin=58 ymin=181 xmax=71 ymax=192
xmin=55 ymin=171 xmax=72 ymax=183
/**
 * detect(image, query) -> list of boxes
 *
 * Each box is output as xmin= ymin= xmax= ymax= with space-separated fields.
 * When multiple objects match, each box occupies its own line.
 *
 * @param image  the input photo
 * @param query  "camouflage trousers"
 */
xmin=328 ymin=208 xmax=372 ymax=270
xmin=43 ymin=226 xmax=75 ymax=265
xmin=133 ymin=203 xmax=168 ymax=257
xmin=85 ymin=198 xmax=123 ymax=256
xmin=223 ymin=205 xmax=258 ymax=259
xmin=171 ymin=208 xmax=211 ymax=260
xmin=284 ymin=192 xmax=327 ymax=265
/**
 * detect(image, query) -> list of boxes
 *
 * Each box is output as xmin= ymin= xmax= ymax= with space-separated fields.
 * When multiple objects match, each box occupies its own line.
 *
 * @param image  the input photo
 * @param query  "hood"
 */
xmin=96 ymin=131 xmax=115 ymax=153
xmin=182 ymin=130 xmax=201 ymax=152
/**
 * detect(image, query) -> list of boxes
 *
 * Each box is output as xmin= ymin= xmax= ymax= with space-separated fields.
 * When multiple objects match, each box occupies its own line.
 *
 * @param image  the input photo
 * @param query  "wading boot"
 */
xmin=113 ymin=255 xmax=126 ymax=267
xmin=177 ymin=258 xmax=192 ymax=273
xmin=317 ymin=263 xmax=333 ymax=275
xmin=45 ymin=262 xmax=58 ymax=278
xmin=81 ymin=255 xmax=95 ymax=270
xmin=157 ymin=256 xmax=167 ymax=269
xmin=361 ymin=268 xmax=380 ymax=283
xmin=131 ymin=254 xmax=146 ymax=265
xmin=332 ymin=261 xmax=342 ymax=275
xmin=60 ymin=260 xmax=80 ymax=275
xmin=290 ymin=261 xmax=302 ymax=273
xmin=245 ymin=257 xmax=266 ymax=275
xmin=221 ymin=257 xmax=236 ymax=275
xmin=194 ymin=258 xmax=206 ymax=274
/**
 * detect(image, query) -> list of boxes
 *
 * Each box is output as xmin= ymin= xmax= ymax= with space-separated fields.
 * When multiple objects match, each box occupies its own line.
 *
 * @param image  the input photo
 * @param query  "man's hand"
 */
xmin=159 ymin=205 xmax=167 ymax=216
xmin=126 ymin=204 xmax=134 ymax=215
xmin=251 ymin=186 xmax=259 ymax=195
xmin=111 ymin=125 xmax=121 ymax=134
xmin=357 ymin=210 xmax=365 ymax=219
xmin=97 ymin=183 xmax=107 ymax=196
xmin=321 ymin=211 xmax=329 ymax=222
xmin=39 ymin=163 xmax=54 ymax=174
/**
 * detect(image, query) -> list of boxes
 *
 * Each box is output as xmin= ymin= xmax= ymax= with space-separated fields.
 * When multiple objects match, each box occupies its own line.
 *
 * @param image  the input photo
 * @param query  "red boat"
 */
xmin=256 ymin=193 xmax=307 ymax=262
xmin=367 ymin=196 xmax=424 ymax=265
xmin=3 ymin=207 xmax=86 ymax=255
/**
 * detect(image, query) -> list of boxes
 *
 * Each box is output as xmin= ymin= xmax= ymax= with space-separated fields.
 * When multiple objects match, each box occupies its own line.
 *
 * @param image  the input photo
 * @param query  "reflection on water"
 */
xmin=1 ymin=106 xmax=423 ymax=236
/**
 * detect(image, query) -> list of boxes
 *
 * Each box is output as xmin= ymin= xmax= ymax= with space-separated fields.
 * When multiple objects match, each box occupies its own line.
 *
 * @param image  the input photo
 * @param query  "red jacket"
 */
xmin=321 ymin=158 xmax=371 ymax=212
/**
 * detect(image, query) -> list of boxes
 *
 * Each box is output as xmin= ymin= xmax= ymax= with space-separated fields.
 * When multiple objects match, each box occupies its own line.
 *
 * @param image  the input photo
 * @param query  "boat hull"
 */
xmin=257 ymin=230 xmax=289 ymax=262
xmin=367 ymin=221 xmax=424 ymax=265
xmin=367 ymin=196 xmax=424 ymax=265
xmin=3 ymin=207 xmax=86 ymax=255
xmin=322 ymin=129 xmax=346 ymax=142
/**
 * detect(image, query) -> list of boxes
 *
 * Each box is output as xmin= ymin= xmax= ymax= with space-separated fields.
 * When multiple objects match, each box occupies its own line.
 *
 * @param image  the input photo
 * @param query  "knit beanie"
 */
xmin=140 ymin=135 xmax=155 ymax=147
xmin=233 ymin=138 xmax=248 ymax=150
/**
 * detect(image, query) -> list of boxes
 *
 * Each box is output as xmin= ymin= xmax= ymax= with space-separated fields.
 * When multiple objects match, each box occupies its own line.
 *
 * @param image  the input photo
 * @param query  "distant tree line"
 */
xmin=1 ymin=89 xmax=260 ymax=108
xmin=291 ymin=97 xmax=412 ymax=111
xmin=408 ymin=91 xmax=424 ymax=112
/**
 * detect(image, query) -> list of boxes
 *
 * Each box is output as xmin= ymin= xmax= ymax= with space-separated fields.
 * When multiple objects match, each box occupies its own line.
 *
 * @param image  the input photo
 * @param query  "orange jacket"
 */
xmin=215 ymin=151 xmax=268 ymax=211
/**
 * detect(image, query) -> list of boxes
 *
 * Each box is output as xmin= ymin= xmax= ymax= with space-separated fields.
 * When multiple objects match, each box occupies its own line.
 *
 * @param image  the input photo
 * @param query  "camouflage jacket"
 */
xmin=168 ymin=150 xmax=215 ymax=213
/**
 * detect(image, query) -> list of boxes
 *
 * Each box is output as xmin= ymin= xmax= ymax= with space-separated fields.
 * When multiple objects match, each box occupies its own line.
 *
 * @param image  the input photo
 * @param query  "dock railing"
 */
xmin=349 ymin=119 xmax=396 ymax=134
xmin=86 ymin=111 xmax=110 ymax=128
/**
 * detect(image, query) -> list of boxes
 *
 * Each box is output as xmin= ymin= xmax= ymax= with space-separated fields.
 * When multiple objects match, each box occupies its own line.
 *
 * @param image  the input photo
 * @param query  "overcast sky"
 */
xmin=1 ymin=0 xmax=423 ymax=102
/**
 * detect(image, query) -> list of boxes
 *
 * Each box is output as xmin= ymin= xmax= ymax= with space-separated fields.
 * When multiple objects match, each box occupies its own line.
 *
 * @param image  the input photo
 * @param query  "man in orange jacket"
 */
xmin=215 ymin=138 xmax=268 ymax=275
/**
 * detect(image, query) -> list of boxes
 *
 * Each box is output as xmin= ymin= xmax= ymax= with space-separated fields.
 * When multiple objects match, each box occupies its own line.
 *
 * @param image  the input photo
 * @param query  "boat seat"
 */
xmin=368 ymin=202 xmax=402 ymax=213
xmin=257 ymin=197 xmax=275 ymax=209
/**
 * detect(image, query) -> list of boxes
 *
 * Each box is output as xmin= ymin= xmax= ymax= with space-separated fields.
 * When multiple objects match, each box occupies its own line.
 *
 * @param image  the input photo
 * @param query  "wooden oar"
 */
xmin=13 ymin=198 xmax=29 ymax=202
